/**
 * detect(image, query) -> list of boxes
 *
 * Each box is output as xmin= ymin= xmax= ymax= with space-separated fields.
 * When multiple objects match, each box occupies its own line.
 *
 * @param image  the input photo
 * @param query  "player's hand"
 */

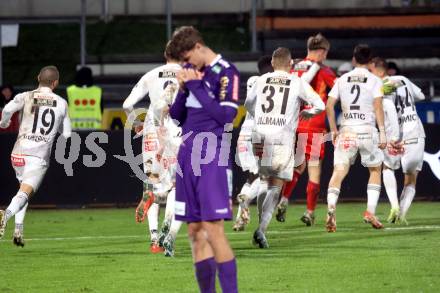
xmin=0 ymin=120 xmax=11 ymax=129
xmin=331 ymin=130 xmax=339 ymax=146
xmin=182 ymin=68 xmax=203 ymax=82
xmin=378 ymin=130 xmax=387 ymax=149
xmin=388 ymin=140 xmax=404 ymax=155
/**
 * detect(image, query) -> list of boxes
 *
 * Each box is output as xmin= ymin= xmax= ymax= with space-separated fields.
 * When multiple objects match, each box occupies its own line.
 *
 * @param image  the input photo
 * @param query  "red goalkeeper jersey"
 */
xmin=291 ymin=58 xmax=337 ymax=133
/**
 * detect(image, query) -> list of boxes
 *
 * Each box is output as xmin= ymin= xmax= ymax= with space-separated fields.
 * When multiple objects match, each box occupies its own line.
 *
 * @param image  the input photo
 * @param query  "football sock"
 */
xmin=327 ymin=187 xmax=340 ymax=211
xmin=367 ymin=184 xmax=381 ymax=214
xmin=195 ymin=257 xmax=216 ymax=293
xmin=168 ymin=218 xmax=182 ymax=239
xmin=281 ymin=171 xmax=301 ymax=199
xmin=217 ymin=258 xmax=238 ymax=293
xmin=259 ymin=185 xmax=281 ymax=232
xmin=400 ymin=184 xmax=416 ymax=218
xmin=247 ymin=177 xmax=261 ymax=202
xmin=14 ymin=203 xmax=28 ymax=233
xmin=306 ymin=181 xmax=320 ymax=213
xmin=383 ymin=169 xmax=399 ymax=209
xmin=5 ymin=191 xmax=29 ymax=223
xmin=256 ymin=182 xmax=267 ymax=223
xmin=239 ymin=182 xmax=251 ymax=198
xmin=148 ymin=203 xmax=159 ymax=239
xmin=164 ymin=188 xmax=175 ymax=222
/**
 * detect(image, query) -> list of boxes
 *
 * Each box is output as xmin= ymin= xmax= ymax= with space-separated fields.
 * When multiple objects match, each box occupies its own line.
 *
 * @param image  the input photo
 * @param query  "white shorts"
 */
xmin=383 ymin=148 xmax=401 ymax=170
xmin=334 ymin=126 xmax=384 ymax=168
xmin=254 ymin=134 xmax=295 ymax=181
xmin=11 ymin=155 xmax=48 ymax=191
xmin=401 ymin=137 xmax=425 ymax=173
xmin=237 ymin=127 xmax=258 ymax=174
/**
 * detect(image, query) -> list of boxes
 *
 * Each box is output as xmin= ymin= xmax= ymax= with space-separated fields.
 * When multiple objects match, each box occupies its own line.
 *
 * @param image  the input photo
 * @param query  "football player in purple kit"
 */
xmin=169 ymin=26 xmax=239 ymax=293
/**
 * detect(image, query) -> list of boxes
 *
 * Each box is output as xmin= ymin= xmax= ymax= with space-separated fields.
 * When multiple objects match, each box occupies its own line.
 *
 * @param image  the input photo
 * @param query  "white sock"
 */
xmin=257 ymin=181 xmax=268 ymax=223
xmin=367 ymin=184 xmax=381 ymax=214
xmin=14 ymin=203 xmax=28 ymax=233
xmin=248 ymin=178 xmax=261 ymax=202
xmin=235 ymin=205 xmax=242 ymax=221
xmin=383 ymin=169 xmax=399 ymax=209
xmin=279 ymin=196 xmax=288 ymax=205
xmin=259 ymin=185 xmax=281 ymax=233
xmin=164 ymin=188 xmax=175 ymax=223
xmin=239 ymin=182 xmax=251 ymax=197
xmin=148 ymin=203 xmax=159 ymax=239
xmin=400 ymin=185 xmax=416 ymax=218
xmin=327 ymin=188 xmax=340 ymax=211
xmin=168 ymin=218 xmax=182 ymax=239
xmin=5 ymin=191 xmax=29 ymax=223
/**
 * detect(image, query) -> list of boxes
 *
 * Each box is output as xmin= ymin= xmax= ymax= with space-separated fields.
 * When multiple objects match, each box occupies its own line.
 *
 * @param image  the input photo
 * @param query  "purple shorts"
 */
xmin=174 ymin=135 xmax=233 ymax=223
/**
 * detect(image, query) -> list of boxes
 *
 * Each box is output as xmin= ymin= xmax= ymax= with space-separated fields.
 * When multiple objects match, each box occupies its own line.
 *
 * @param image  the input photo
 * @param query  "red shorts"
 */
xmin=295 ymin=132 xmax=326 ymax=162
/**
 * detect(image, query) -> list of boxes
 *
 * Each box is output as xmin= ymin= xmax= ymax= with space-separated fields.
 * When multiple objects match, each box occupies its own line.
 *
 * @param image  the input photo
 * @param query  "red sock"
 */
xmin=282 ymin=171 xmax=301 ymax=199
xmin=306 ymin=181 xmax=320 ymax=212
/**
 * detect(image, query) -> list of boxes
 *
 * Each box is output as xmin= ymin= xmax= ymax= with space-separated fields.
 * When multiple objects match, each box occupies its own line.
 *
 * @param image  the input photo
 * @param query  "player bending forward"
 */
xmin=233 ymin=56 xmax=273 ymax=231
xmin=369 ymin=57 xmax=426 ymax=224
xmin=276 ymin=33 xmax=336 ymax=225
xmin=325 ymin=45 xmax=389 ymax=232
xmin=123 ymin=42 xmax=182 ymax=256
xmin=169 ymin=26 xmax=239 ymax=292
xmin=0 ymin=66 xmax=71 ymax=246
xmin=245 ymin=47 xmax=324 ymax=248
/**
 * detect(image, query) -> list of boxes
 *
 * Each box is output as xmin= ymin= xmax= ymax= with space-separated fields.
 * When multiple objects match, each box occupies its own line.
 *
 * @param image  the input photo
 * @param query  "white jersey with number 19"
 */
xmin=5 ymin=87 xmax=70 ymax=162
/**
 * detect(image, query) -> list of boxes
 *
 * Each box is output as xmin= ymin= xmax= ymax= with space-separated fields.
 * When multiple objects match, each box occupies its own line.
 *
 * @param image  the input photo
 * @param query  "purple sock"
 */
xmin=195 ymin=257 xmax=216 ymax=293
xmin=217 ymin=258 xmax=238 ymax=293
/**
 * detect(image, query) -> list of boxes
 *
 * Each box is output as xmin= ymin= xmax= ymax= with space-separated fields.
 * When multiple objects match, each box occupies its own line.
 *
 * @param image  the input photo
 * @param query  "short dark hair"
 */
xmin=370 ymin=57 xmax=388 ymax=71
xmin=307 ymin=33 xmax=330 ymax=51
xmin=353 ymin=44 xmax=372 ymax=65
xmin=271 ymin=47 xmax=291 ymax=68
xmin=387 ymin=61 xmax=401 ymax=75
xmin=38 ymin=65 xmax=59 ymax=87
xmin=163 ymin=40 xmax=180 ymax=61
xmin=169 ymin=26 xmax=205 ymax=61
xmin=257 ymin=55 xmax=273 ymax=75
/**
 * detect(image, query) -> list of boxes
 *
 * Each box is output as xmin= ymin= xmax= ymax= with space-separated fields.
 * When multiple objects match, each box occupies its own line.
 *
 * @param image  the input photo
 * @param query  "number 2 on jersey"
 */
xmin=350 ymin=84 xmax=361 ymax=110
xmin=261 ymin=85 xmax=290 ymax=115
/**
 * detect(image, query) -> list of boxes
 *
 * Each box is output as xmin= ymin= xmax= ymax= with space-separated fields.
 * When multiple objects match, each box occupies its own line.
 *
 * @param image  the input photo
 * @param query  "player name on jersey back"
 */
xmin=266 ymin=77 xmax=291 ymax=86
xmin=159 ymin=70 xmax=177 ymax=78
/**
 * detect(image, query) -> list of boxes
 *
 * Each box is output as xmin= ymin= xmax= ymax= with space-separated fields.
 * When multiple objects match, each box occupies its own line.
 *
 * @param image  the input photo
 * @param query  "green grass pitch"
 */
xmin=1 ymin=202 xmax=440 ymax=292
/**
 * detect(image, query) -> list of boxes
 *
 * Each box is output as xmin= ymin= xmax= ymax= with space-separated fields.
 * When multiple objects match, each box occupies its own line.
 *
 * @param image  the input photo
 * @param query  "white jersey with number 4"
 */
xmin=246 ymin=70 xmax=323 ymax=142
xmin=329 ymin=67 xmax=383 ymax=128
xmin=385 ymin=75 xmax=425 ymax=140
xmin=2 ymin=87 xmax=70 ymax=162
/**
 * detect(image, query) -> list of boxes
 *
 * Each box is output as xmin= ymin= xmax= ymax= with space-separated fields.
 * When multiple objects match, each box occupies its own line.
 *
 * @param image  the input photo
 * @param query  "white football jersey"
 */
xmin=123 ymin=63 xmax=182 ymax=127
xmin=246 ymin=70 xmax=323 ymax=142
xmin=9 ymin=87 xmax=70 ymax=162
xmin=385 ymin=75 xmax=425 ymax=140
xmin=329 ymin=67 xmax=383 ymax=127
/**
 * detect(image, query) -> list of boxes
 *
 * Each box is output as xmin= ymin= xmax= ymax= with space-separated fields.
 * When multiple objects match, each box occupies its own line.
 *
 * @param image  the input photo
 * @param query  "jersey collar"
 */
xmin=209 ymin=54 xmax=222 ymax=67
xmin=38 ymin=86 xmax=53 ymax=93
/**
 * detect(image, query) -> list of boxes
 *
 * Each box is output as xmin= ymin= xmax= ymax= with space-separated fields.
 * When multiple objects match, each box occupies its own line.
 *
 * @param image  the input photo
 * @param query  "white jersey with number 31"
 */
xmin=247 ymin=70 xmax=322 ymax=142
xmin=12 ymin=87 xmax=70 ymax=162
xmin=329 ymin=67 xmax=383 ymax=127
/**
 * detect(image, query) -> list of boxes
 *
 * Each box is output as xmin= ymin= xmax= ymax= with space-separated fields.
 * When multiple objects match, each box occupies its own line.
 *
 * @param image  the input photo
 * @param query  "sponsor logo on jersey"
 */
xmin=347 ymin=76 xmax=368 ymax=83
xmin=257 ymin=116 xmax=286 ymax=127
xmin=159 ymin=71 xmax=176 ymax=78
xmin=33 ymin=98 xmax=57 ymax=107
xmin=11 ymin=156 xmax=25 ymax=167
xmin=266 ymin=77 xmax=291 ymax=86
xmin=212 ymin=64 xmax=221 ymax=74
xmin=219 ymin=76 xmax=230 ymax=100
xmin=21 ymin=134 xmax=50 ymax=142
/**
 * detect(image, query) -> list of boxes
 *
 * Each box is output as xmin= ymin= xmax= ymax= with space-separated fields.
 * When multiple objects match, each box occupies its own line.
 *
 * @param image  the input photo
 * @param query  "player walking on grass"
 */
xmin=276 ymin=33 xmax=336 ymax=226
xmin=245 ymin=47 xmax=324 ymax=248
xmin=325 ymin=45 xmax=387 ymax=232
xmin=168 ymin=26 xmax=239 ymax=292
xmin=0 ymin=66 xmax=71 ymax=246
xmin=233 ymin=56 xmax=273 ymax=232
xmin=369 ymin=57 xmax=426 ymax=224
xmin=123 ymin=41 xmax=183 ymax=255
